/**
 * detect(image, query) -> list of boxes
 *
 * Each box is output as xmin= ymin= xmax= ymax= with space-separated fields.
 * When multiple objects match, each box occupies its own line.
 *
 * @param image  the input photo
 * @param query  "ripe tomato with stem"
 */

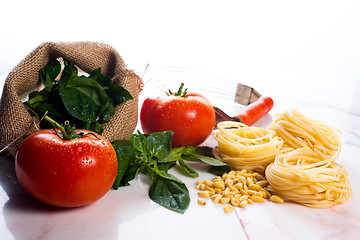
xmin=15 ymin=117 xmax=117 ymax=208
xmin=140 ymin=83 xmax=216 ymax=147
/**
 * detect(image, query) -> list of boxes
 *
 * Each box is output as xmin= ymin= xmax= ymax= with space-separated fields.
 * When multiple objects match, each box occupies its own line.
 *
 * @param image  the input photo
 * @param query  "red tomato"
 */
xmin=140 ymin=86 xmax=215 ymax=147
xmin=15 ymin=129 xmax=117 ymax=208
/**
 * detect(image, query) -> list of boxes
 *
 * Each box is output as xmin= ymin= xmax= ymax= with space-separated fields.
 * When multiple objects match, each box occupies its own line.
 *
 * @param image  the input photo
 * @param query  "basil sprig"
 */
xmin=25 ymin=58 xmax=133 ymax=134
xmin=112 ymin=131 xmax=230 ymax=213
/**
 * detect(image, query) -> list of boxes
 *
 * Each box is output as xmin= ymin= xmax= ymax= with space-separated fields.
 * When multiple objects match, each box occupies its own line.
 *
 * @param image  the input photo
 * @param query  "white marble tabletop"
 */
xmin=1 ymin=1 xmax=360 ymax=239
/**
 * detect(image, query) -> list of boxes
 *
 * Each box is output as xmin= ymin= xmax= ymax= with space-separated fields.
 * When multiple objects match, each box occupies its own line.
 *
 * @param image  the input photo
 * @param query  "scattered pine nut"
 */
xmin=197 ymin=199 xmax=207 ymax=206
xmin=223 ymin=205 xmax=234 ymax=213
xmin=270 ymin=195 xmax=284 ymax=204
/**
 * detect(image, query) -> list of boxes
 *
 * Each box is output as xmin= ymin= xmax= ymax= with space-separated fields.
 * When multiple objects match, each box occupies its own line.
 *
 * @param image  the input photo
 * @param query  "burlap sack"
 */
xmin=0 ymin=41 xmax=143 ymax=157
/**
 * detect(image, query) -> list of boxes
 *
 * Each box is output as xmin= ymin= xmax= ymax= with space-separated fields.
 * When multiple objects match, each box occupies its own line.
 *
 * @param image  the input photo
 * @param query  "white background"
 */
xmin=1 ymin=0 xmax=359 ymax=88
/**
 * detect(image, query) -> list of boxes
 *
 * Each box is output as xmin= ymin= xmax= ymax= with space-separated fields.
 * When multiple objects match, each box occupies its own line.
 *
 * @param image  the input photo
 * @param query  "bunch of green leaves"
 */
xmin=112 ymin=131 xmax=230 ymax=213
xmin=24 ymin=58 xmax=133 ymax=134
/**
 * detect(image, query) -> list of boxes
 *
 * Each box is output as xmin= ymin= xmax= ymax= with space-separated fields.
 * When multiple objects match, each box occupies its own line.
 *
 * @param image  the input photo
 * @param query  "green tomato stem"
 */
xmin=44 ymin=115 xmax=72 ymax=140
xmin=166 ymin=83 xmax=188 ymax=97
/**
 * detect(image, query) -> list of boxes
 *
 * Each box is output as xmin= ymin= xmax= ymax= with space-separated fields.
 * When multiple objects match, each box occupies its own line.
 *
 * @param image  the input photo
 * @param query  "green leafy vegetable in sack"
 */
xmin=24 ymin=58 xmax=133 ymax=134
xmin=112 ymin=130 xmax=230 ymax=213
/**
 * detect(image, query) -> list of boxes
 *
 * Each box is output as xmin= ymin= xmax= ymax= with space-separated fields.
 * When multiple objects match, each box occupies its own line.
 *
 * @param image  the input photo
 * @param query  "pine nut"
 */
xmin=198 ymin=191 xmax=210 ymax=198
xmin=254 ymin=192 xmax=262 ymax=197
xmin=270 ymin=195 xmax=284 ymax=204
xmin=246 ymin=190 xmax=257 ymax=196
xmin=246 ymin=176 xmax=254 ymax=185
xmin=231 ymin=197 xmax=240 ymax=207
xmin=224 ymin=205 xmax=234 ymax=213
xmin=256 ymin=180 xmax=269 ymax=187
xmin=260 ymin=189 xmax=271 ymax=199
xmin=239 ymin=176 xmax=246 ymax=185
xmin=223 ymin=187 xmax=230 ymax=196
xmin=205 ymin=186 xmax=215 ymax=193
xmin=255 ymin=174 xmax=265 ymax=181
xmin=240 ymin=189 xmax=249 ymax=196
xmin=234 ymin=194 xmax=242 ymax=199
xmin=250 ymin=195 xmax=265 ymax=203
xmin=225 ymin=178 xmax=234 ymax=187
xmin=239 ymin=195 xmax=248 ymax=202
xmin=220 ymin=197 xmax=231 ymax=204
xmin=213 ymin=194 xmax=222 ymax=204
xmin=196 ymin=180 xmax=205 ymax=185
xmin=239 ymin=169 xmax=247 ymax=175
xmin=248 ymin=183 xmax=261 ymax=191
xmin=204 ymin=179 xmax=214 ymax=187
xmin=240 ymin=200 xmax=248 ymax=208
xmin=211 ymin=194 xmax=221 ymax=200
xmin=213 ymin=181 xmax=225 ymax=189
xmin=197 ymin=199 xmax=206 ymax=206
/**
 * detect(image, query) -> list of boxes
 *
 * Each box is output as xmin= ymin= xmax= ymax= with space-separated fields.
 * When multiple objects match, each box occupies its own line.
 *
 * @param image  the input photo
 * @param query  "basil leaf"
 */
xmin=194 ymin=146 xmax=214 ymax=157
xmin=112 ymin=140 xmax=136 ymax=189
xmin=178 ymin=157 xmax=199 ymax=178
xmin=59 ymin=75 xmax=111 ymax=123
xmin=149 ymin=171 xmax=190 ymax=213
xmin=90 ymin=68 xmax=133 ymax=106
xmin=181 ymin=146 xmax=197 ymax=155
xmin=120 ymin=162 xmax=143 ymax=186
xmin=25 ymin=58 xmax=133 ymax=135
xmin=146 ymin=131 xmax=173 ymax=159
xmin=39 ymin=59 xmax=61 ymax=89
xmin=106 ymin=85 xmax=133 ymax=105
xmin=208 ymin=165 xmax=232 ymax=175
xmin=65 ymin=76 xmax=110 ymax=106
xmin=99 ymin=100 xmax=115 ymax=122
xmin=181 ymin=154 xmax=200 ymax=162
xmin=130 ymin=131 xmax=148 ymax=154
xmin=59 ymin=86 xmax=100 ymax=123
xmin=90 ymin=68 xmax=112 ymax=87
xmin=193 ymin=154 xmax=228 ymax=167
xmin=26 ymin=88 xmax=68 ymax=121
xmin=157 ymin=162 xmax=177 ymax=172
xmin=59 ymin=58 xmax=78 ymax=86
xmin=158 ymin=148 xmax=182 ymax=163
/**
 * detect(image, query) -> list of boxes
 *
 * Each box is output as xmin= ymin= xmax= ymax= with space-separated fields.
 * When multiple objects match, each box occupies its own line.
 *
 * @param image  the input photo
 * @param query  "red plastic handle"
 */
xmin=234 ymin=96 xmax=274 ymax=126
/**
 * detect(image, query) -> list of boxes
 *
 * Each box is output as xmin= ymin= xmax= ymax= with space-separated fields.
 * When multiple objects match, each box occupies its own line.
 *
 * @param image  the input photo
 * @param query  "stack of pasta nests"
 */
xmin=213 ymin=109 xmax=352 ymax=208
